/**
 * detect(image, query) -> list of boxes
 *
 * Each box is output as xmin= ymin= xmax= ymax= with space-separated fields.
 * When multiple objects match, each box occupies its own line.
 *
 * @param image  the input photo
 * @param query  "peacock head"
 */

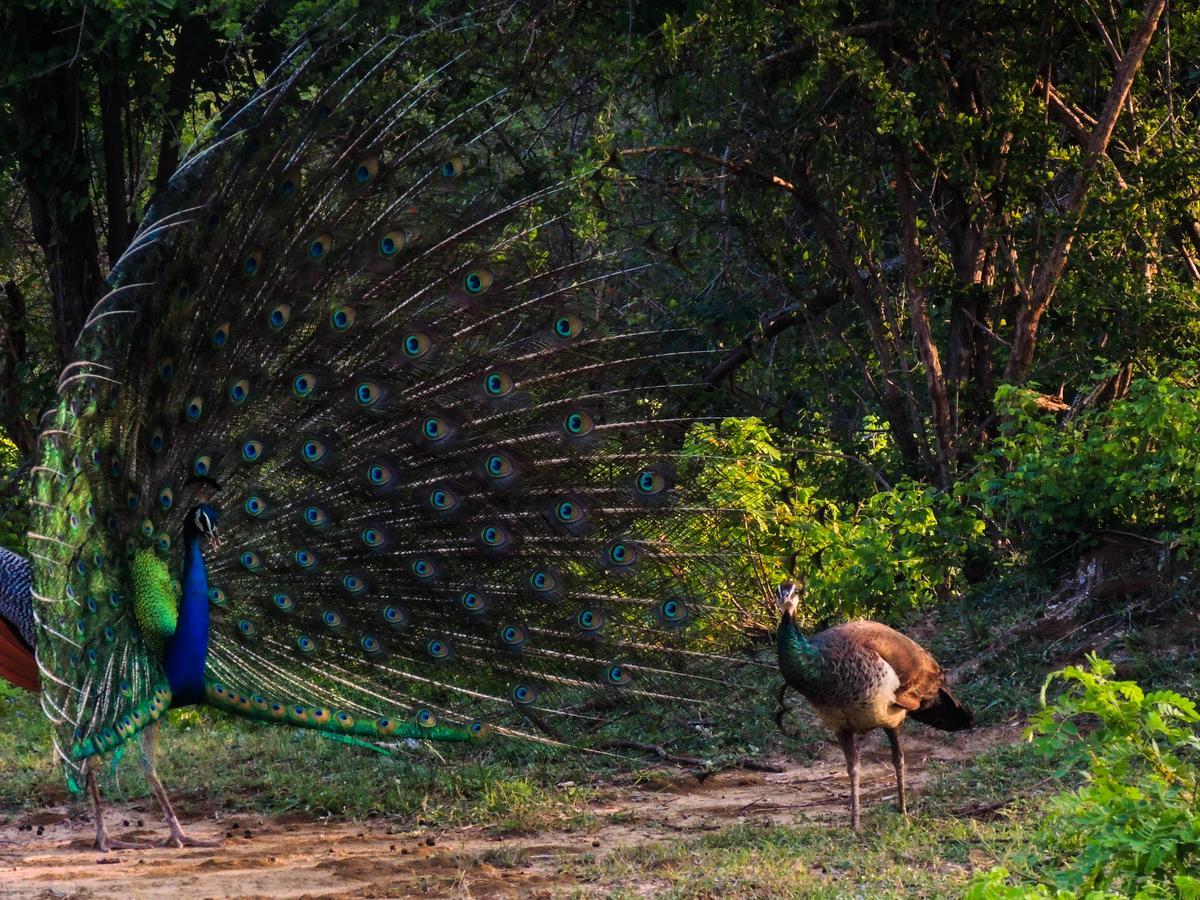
xmin=775 ymin=581 xmax=801 ymax=619
xmin=184 ymin=505 xmax=222 ymax=553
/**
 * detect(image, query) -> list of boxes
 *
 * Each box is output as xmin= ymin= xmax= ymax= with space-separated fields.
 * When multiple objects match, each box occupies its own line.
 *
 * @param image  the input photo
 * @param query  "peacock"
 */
xmin=22 ymin=14 xmax=774 ymax=851
xmin=0 ymin=546 xmax=37 ymax=693
xmin=774 ymin=582 xmax=973 ymax=831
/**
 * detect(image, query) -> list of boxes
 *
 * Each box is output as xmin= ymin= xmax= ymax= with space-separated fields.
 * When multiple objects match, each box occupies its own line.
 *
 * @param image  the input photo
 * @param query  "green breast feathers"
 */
xmin=129 ymin=550 xmax=178 ymax=658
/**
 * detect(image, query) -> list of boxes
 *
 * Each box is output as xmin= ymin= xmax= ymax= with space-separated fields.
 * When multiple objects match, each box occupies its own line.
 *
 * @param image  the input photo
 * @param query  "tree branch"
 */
xmin=97 ymin=63 xmax=129 ymax=265
xmin=895 ymin=147 xmax=952 ymax=486
xmin=1005 ymin=0 xmax=1167 ymax=383
xmin=704 ymin=289 xmax=842 ymax=387
xmin=0 ymin=281 xmax=36 ymax=457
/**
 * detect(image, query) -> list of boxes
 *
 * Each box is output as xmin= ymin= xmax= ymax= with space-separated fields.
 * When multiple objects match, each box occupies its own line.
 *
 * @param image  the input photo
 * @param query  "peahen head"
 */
xmin=775 ymin=581 xmax=801 ymax=619
xmin=183 ymin=504 xmax=222 ymax=553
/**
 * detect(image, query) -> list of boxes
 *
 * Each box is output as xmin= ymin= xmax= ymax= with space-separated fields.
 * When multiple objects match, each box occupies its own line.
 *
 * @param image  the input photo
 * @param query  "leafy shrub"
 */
xmin=0 ymin=433 xmax=25 ymax=554
xmin=684 ymin=417 xmax=980 ymax=624
xmin=967 ymin=655 xmax=1200 ymax=898
xmin=969 ymin=373 xmax=1200 ymax=562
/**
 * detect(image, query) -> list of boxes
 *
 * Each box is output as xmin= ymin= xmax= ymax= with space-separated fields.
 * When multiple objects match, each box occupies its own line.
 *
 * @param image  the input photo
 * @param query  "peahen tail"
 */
xmin=909 ymin=687 xmax=974 ymax=732
xmin=28 ymin=12 xmax=777 ymax=771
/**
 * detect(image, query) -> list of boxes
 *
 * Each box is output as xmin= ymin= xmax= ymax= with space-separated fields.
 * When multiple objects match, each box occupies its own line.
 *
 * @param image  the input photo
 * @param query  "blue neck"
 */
xmin=776 ymin=612 xmax=823 ymax=690
xmin=163 ymin=536 xmax=210 ymax=706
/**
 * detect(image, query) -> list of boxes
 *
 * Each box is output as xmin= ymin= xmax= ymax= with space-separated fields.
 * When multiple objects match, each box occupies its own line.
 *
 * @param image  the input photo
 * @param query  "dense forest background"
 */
xmin=3 ymin=0 xmax=1199 ymax=613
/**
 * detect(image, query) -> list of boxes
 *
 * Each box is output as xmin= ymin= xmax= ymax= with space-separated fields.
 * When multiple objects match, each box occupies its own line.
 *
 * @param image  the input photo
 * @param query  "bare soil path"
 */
xmin=0 ymin=724 xmax=1020 ymax=899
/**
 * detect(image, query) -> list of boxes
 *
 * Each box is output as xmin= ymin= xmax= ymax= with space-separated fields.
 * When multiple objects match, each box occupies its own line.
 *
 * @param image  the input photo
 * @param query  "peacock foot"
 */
xmin=157 ymin=829 xmax=221 ymax=849
xmin=94 ymin=833 xmax=154 ymax=852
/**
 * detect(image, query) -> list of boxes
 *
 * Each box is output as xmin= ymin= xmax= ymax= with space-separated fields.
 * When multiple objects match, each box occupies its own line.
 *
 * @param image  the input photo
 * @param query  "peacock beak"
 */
xmin=208 ymin=530 xmax=222 ymax=553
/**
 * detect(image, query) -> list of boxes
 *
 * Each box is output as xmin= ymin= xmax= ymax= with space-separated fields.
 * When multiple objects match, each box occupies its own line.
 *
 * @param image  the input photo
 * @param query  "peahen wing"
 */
xmin=30 ymin=14 xmax=776 ymax=773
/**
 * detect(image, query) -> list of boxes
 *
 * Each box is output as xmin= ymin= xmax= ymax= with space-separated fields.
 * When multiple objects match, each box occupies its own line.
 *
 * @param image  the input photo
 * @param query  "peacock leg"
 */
xmin=884 ymin=726 xmax=906 ymax=817
xmin=836 ymin=729 xmax=861 ymax=832
xmin=85 ymin=757 xmax=152 ymax=851
xmin=138 ymin=721 xmax=220 ymax=848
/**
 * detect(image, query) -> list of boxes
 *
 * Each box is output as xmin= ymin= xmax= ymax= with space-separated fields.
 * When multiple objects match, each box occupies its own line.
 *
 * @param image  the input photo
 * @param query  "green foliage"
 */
xmin=969 ymin=373 xmax=1200 ymax=562
xmin=0 ymin=433 xmax=25 ymax=553
xmin=968 ymin=656 xmax=1200 ymax=898
xmin=685 ymin=417 xmax=980 ymax=624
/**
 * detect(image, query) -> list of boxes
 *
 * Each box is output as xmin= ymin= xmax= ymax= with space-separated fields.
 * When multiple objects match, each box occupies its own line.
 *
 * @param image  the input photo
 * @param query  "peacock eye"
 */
xmin=604 ymin=663 xmax=633 ymax=686
xmin=292 ymin=372 xmax=317 ymax=398
xmin=427 ymin=485 xmax=458 ymax=512
xmin=354 ymin=380 xmax=384 ymax=408
xmin=485 ymin=452 xmax=514 ymax=478
xmin=402 ymin=332 xmax=431 ymax=359
xmin=268 ymin=304 xmax=292 ymax=332
xmin=480 ymin=523 xmax=515 ymax=551
xmin=300 ymin=439 xmax=328 ymax=464
xmin=241 ymin=439 xmax=264 ymax=462
xmin=330 ymin=306 xmax=356 ymax=332
xmin=360 ymin=526 xmax=387 ymax=549
xmin=556 ymin=500 xmax=583 ymax=523
xmin=379 ymin=229 xmax=407 ymax=257
xmin=365 ymin=462 xmax=395 ymax=488
xmin=211 ymin=322 xmax=231 ymax=348
xmin=242 ymin=249 xmax=263 ymax=276
xmin=157 ymin=357 xmax=174 ymax=382
xmin=421 ymin=415 xmax=450 ymax=441
xmin=439 ymin=157 xmax=464 ymax=179
xmin=303 ymin=505 xmax=330 ymax=528
xmin=498 ymin=623 xmax=527 ymax=650
xmin=229 ymin=378 xmax=251 ymax=405
xmin=463 ymin=268 xmax=494 ymax=295
xmin=183 ymin=396 xmax=204 ymax=423
xmin=577 ymin=609 xmax=604 ymax=633
xmin=411 ymin=558 xmax=437 ymax=580
xmin=655 ymin=598 xmax=691 ymax=628
xmin=511 ymin=683 xmax=537 ymax=706
xmin=460 ymin=590 xmax=487 ymax=613
xmin=482 ymin=370 xmax=514 ymax=397
xmin=553 ymin=313 xmax=583 ymax=340
xmin=278 ymin=172 xmax=297 ymax=196
xmin=244 ymin=495 xmax=268 ymax=517
xmin=307 ymin=233 xmax=332 ymax=261
xmin=353 ymin=155 xmax=379 ymax=184
xmin=158 ymin=488 xmax=174 ymax=510
xmin=562 ymin=410 xmax=594 ymax=438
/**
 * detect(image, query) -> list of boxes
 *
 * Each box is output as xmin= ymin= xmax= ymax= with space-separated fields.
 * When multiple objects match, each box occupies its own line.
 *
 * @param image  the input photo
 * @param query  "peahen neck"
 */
xmin=777 ymin=611 xmax=824 ymax=689
xmin=163 ymin=535 xmax=209 ymax=706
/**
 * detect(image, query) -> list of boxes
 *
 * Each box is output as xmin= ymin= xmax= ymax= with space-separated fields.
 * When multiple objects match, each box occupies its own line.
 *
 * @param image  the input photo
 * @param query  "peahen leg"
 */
xmin=138 ymin=721 xmax=220 ymax=848
xmin=774 ymin=683 xmax=793 ymax=735
xmin=85 ymin=757 xmax=152 ymax=851
xmin=884 ymin=726 xmax=907 ymax=817
xmin=836 ymin=729 xmax=861 ymax=832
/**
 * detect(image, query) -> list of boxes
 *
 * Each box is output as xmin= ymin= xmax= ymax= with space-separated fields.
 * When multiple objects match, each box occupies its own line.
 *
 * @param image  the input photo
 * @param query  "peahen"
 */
xmin=24 ymin=16 xmax=772 ymax=850
xmin=774 ymin=582 xmax=973 ymax=831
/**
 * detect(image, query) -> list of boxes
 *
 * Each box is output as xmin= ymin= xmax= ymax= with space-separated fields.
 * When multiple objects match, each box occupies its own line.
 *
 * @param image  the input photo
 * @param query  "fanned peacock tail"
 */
xmin=29 ymin=13 xmax=776 ymax=778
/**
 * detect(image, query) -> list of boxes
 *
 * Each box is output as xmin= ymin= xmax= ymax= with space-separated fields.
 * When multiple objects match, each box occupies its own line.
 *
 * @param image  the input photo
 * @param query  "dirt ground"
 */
xmin=0 ymin=723 xmax=1020 ymax=899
